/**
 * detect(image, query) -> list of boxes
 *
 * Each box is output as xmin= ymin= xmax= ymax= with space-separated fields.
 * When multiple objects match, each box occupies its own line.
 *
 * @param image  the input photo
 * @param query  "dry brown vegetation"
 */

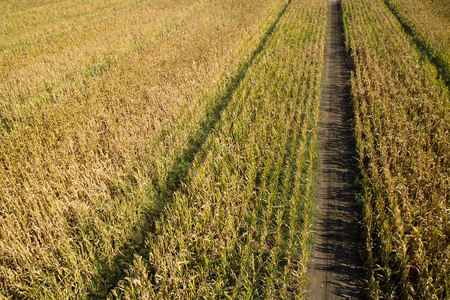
xmin=0 ymin=0 xmax=288 ymax=297
xmin=343 ymin=0 xmax=450 ymax=298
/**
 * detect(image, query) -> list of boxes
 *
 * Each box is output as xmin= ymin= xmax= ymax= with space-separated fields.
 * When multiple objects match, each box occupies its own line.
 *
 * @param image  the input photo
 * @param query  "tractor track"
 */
xmin=307 ymin=0 xmax=366 ymax=298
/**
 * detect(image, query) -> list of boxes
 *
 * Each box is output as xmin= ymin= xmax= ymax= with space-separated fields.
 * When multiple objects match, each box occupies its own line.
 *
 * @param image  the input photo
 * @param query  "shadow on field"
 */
xmin=89 ymin=1 xmax=292 ymax=298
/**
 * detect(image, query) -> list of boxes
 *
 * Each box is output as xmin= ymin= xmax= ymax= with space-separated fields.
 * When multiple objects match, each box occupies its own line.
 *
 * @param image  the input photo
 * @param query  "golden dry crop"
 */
xmin=343 ymin=0 xmax=450 ymax=298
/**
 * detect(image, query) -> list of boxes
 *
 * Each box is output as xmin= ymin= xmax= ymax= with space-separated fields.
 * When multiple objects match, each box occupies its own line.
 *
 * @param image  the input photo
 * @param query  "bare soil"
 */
xmin=307 ymin=0 xmax=366 ymax=298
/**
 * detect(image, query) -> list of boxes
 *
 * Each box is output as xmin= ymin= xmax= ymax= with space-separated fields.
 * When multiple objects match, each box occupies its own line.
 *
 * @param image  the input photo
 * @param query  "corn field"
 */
xmin=1 ymin=0 xmax=449 ymax=298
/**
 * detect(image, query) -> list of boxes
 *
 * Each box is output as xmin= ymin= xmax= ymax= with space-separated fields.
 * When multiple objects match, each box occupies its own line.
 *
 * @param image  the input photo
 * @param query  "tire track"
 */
xmin=307 ymin=0 xmax=366 ymax=298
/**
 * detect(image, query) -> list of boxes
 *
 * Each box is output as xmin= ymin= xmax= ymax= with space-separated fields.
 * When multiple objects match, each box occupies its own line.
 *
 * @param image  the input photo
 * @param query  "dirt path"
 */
xmin=307 ymin=0 xmax=366 ymax=298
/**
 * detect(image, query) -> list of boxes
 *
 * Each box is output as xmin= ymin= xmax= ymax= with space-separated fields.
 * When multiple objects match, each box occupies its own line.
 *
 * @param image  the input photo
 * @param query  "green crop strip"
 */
xmin=89 ymin=1 xmax=293 ymax=297
xmin=108 ymin=0 xmax=326 ymax=298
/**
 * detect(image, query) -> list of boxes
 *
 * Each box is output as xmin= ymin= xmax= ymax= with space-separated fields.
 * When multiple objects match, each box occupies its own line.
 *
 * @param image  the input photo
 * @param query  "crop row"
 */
xmin=343 ymin=0 xmax=450 ymax=298
xmin=109 ymin=0 xmax=327 ymax=298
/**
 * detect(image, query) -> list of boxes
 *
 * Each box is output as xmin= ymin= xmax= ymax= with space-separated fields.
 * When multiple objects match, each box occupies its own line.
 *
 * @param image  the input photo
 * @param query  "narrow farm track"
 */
xmin=307 ymin=0 xmax=366 ymax=299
